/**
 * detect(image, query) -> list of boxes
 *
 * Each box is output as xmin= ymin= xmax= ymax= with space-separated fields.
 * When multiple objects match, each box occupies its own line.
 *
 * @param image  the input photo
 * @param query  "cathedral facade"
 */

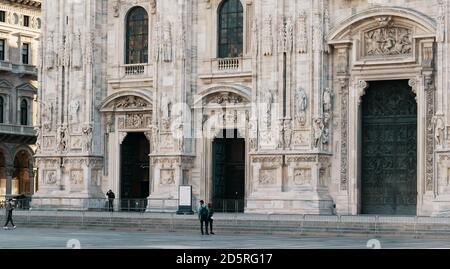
xmin=35 ymin=0 xmax=450 ymax=216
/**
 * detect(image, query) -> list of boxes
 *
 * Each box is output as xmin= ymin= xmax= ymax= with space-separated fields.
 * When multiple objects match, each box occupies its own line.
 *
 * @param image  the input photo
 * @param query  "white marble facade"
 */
xmin=35 ymin=0 xmax=450 ymax=216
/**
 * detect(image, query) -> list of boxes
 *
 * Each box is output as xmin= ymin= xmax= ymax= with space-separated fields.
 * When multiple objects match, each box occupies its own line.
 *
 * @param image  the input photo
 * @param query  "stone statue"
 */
xmin=323 ymin=88 xmax=332 ymax=112
xmin=313 ymin=118 xmax=324 ymax=148
xmin=295 ymin=87 xmax=308 ymax=126
xmin=160 ymin=22 xmax=172 ymax=62
xmin=82 ymin=125 xmax=93 ymax=152
xmin=69 ymin=100 xmax=80 ymax=123
xmin=434 ymin=117 xmax=445 ymax=147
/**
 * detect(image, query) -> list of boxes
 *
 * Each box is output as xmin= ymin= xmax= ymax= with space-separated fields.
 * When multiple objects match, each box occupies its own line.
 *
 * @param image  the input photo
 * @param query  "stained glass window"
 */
xmin=218 ymin=0 xmax=243 ymax=58
xmin=126 ymin=7 xmax=148 ymax=64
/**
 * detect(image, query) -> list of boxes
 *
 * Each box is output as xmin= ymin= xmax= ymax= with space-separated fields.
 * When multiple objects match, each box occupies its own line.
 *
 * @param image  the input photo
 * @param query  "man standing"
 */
xmin=3 ymin=199 xmax=16 ymax=230
xmin=106 ymin=190 xmax=115 ymax=212
xmin=198 ymin=200 xmax=209 ymax=235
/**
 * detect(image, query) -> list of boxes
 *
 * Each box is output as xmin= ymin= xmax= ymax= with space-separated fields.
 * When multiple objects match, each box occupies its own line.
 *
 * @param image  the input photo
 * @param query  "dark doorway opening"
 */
xmin=361 ymin=80 xmax=417 ymax=215
xmin=120 ymin=132 xmax=150 ymax=211
xmin=212 ymin=129 xmax=245 ymax=212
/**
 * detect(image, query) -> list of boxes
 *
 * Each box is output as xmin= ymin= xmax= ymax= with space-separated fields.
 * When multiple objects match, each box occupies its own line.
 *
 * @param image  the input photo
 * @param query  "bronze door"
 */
xmin=361 ymin=80 xmax=417 ymax=215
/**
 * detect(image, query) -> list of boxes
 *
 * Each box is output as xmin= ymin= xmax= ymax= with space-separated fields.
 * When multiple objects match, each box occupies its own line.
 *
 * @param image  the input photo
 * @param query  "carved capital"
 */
xmin=119 ymin=132 xmax=127 ymax=145
xmin=355 ymin=80 xmax=369 ymax=105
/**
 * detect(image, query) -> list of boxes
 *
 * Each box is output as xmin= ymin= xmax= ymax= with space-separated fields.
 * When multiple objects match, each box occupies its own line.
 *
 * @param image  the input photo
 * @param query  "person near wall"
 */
xmin=198 ymin=200 xmax=209 ymax=235
xmin=3 ymin=199 xmax=16 ymax=230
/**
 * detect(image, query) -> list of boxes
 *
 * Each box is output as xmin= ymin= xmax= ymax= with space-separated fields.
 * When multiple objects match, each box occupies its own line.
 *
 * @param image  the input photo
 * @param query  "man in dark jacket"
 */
xmin=106 ymin=190 xmax=115 ymax=212
xmin=207 ymin=203 xmax=215 ymax=234
xmin=3 ymin=199 xmax=16 ymax=230
xmin=198 ymin=200 xmax=209 ymax=235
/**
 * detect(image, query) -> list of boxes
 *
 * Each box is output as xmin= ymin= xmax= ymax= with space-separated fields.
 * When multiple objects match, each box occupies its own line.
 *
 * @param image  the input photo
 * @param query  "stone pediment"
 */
xmin=0 ymin=79 xmax=13 ymax=89
xmin=16 ymin=83 xmax=37 ymax=93
xmin=100 ymin=91 xmax=153 ymax=112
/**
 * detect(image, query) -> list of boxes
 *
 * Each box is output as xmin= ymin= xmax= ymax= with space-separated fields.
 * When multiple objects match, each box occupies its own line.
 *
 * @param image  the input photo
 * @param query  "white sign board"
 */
xmin=179 ymin=185 xmax=192 ymax=206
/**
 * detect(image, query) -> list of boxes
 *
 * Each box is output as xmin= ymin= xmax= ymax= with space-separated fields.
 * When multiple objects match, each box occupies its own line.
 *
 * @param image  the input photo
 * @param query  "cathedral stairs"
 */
xmin=3 ymin=211 xmax=450 ymax=239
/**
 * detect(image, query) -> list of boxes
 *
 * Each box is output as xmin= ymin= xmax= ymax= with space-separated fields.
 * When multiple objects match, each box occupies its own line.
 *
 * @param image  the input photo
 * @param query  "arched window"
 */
xmin=20 ymin=99 xmax=27 ymax=126
xmin=218 ymin=0 xmax=244 ymax=58
xmin=0 ymin=96 xmax=3 ymax=123
xmin=126 ymin=7 xmax=149 ymax=64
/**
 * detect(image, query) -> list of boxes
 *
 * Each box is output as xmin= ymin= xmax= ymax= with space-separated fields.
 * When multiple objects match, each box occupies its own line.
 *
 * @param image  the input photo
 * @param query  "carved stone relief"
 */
xmin=364 ymin=26 xmax=412 ymax=57
xmin=294 ymin=168 xmax=311 ymax=185
xmin=161 ymin=169 xmax=175 ymax=185
xmin=259 ymin=169 xmax=276 ymax=185
xmin=45 ymin=170 xmax=57 ymax=185
xmin=70 ymin=170 xmax=83 ymax=185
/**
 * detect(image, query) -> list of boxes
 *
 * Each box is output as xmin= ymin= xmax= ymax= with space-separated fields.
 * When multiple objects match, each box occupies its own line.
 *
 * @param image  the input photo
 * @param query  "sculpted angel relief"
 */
xmin=365 ymin=27 xmax=412 ymax=56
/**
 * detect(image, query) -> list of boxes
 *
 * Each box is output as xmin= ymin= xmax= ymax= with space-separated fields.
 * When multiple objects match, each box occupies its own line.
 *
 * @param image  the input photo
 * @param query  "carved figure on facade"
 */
xmin=161 ymin=170 xmax=175 ymax=185
xmin=46 ymin=171 xmax=57 ymax=185
xmin=434 ymin=116 xmax=445 ymax=148
xmin=112 ymin=0 xmax=121 ymax=17
xmin=150 ymin=0 xmax=157 ymax=14
xmin=57 ymin=125 xmax=69 ymax=153
xmin=82 ymin=124 xmax=93 ymax=152
xmin=251 ymin=18 xmax=258 ymax=55
xmin=323 ymin=87 xmax=332 ymax=113
xmin=115 ymin=96 xmax=148 ymax=109
xmin=313 ymin=118 xmax=324 ymax=149
xmin=248 ymin=117 xmax=258 ymax=151
xmin=42 ymin=102 xmax=54 ymax=132
xmin=159 ymin=22 xmax=172 ymax=62
xmin=69 ymin=100 xmax=80 ymax=123
xmin=262 ymin=15 xmax=273 ymax=56
xmin=278 ymin=16 xmax=293 ymax=53
xmin=365 ymin=27 xmax=412 ymax=56
xmin=284 ymin=119 xmax=292 ymax=149
xmin=295 ymin=87 xmax=308 ymax=126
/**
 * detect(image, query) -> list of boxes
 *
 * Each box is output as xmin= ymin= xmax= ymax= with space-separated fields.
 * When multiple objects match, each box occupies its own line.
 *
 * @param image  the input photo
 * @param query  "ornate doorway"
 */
xmin=361 ymin=80 xmax=417 ymax=215
xmin=212 ymin=129 xmax=245 ymax=212
xmin=120 ymin=132 xmax=150 ymax=211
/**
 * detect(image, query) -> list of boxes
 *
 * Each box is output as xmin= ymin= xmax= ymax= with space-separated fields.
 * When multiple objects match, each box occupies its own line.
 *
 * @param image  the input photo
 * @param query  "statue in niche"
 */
xmin=82 ymin=124 xmax=93 ymax=152
xmin=295 ymin=87 xmax=308 ymax=126
xmin=313 ymin=118 xmax=324 ymax=149
xmin=323 ymin=88 xmax=332 ymax=113
xmin=160 ymin=23 xmax=172 ymax=62
xmin=434 ymin=117 xmax=445 ymax=148
xmin=69 ymin=100 xmax=80 ymax=123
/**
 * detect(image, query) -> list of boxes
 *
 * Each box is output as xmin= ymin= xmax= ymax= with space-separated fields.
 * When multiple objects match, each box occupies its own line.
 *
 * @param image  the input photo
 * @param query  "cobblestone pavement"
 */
xmin=0 ymin=228 xmax=450 ymax=249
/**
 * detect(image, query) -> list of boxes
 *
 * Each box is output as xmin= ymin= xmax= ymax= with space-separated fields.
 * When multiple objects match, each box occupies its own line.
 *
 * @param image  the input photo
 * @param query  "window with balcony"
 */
xmin=23 ymin=15 xmax=29 ymax=27
xmin=0 ymin=11 xmax=5 ymax=23
xmin=22 ymin=43 xmax=29 ymax=65
xmin=0 ymin=96 xmax=3 ymax=123
xmin=218 ymin=0 xmax=243 ymax=58
xmin=20 ymin=99 xmax=27 ymax=126
xmin=126 ymin=7 xmax=148 ymax=64
xmin=0 ymin=39 xmax=5 ymax=61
